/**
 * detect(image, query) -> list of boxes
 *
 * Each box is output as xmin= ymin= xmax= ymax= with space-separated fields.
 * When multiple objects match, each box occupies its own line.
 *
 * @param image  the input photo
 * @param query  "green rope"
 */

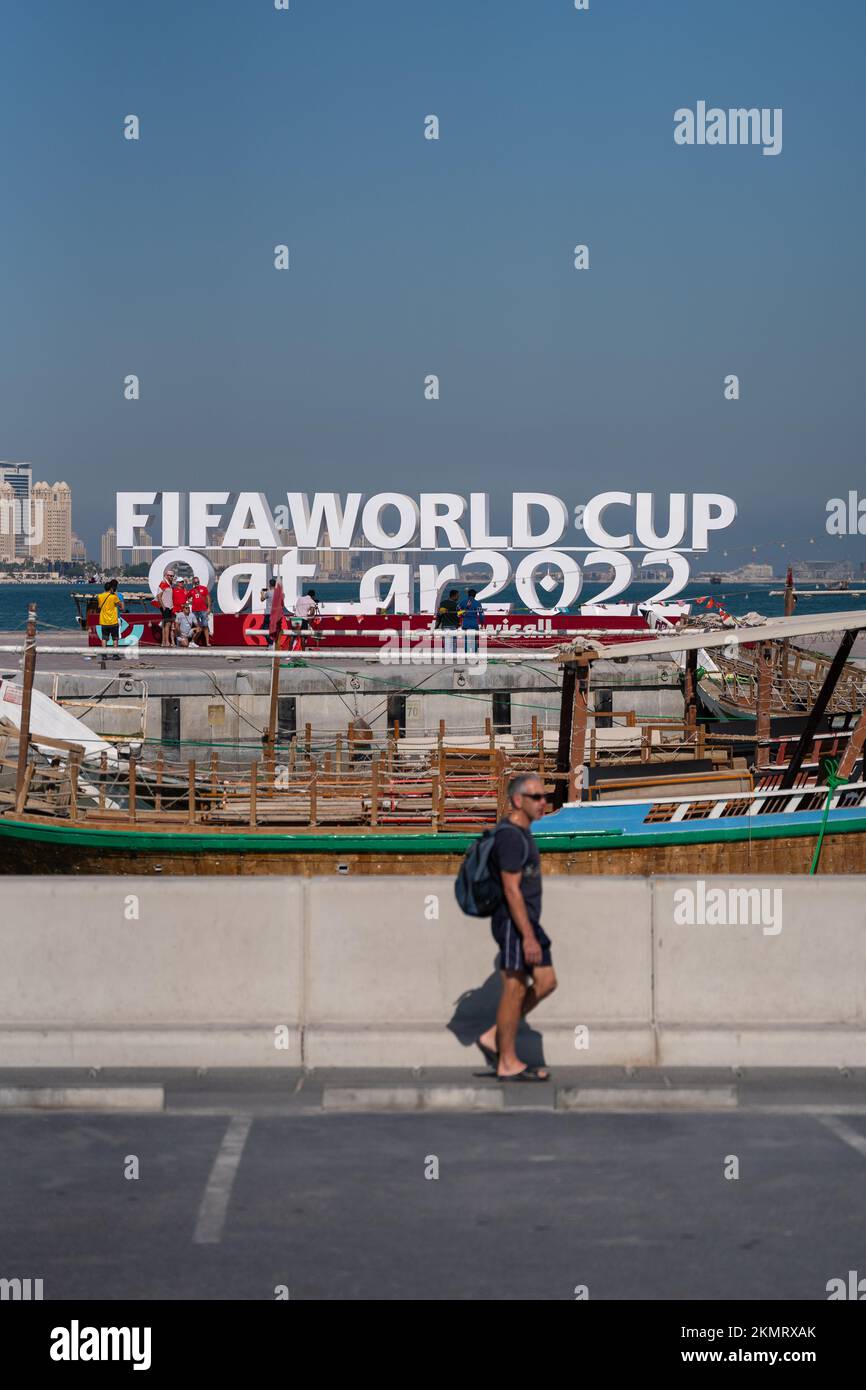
xmin=809 ymin=757 xmax=849 ymax=875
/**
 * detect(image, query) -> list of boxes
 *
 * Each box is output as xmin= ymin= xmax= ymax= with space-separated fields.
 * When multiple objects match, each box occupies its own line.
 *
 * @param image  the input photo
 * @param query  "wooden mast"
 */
xmin=554 ymin=649 xmax=594 ymax=807
xmin=15 ymin=603 xmax=37 ymax=814
xmin=684 ymin=647 xmax=699 ymax=732
xmin=263 ymin=651 xmax=280 ymax=782
xmin=755 ymin=641 xmax=773 ymax=770
xmin=780 ymin=566 xmax=795 ymax=680
xmin=553 ymin=662 xmax=577 ymax=810
xmin=568 ymin=655 xmax=592 ymax=802
xmin=779 ymin=627 xmax=861 ymax=789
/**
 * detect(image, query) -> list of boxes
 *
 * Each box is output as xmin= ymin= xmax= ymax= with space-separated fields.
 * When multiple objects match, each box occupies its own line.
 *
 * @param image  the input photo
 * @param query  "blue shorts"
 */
xmin=491 ymin=919 xmax=553 ymax=973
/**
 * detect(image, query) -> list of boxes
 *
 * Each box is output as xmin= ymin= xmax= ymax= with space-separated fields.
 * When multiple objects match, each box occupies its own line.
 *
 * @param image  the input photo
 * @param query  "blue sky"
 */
xmin=1 ymin=0 xmax=864 ymax=565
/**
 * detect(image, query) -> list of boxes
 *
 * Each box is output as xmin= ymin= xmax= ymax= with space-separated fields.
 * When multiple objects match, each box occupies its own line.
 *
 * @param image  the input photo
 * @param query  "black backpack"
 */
xmin=454 ymin=823 xmax=528 ymax=918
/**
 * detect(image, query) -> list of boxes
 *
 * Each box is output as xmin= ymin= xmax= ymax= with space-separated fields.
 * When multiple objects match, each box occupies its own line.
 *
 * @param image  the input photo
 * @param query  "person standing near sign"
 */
xmin=188 ymin=575 xmax=212 ymax=647
xmin=268 ymin=576 xmax=285 ymax=648
xmin=157 ymin=568 xmax=176 ymax=646
xmin=97 ymin=580 xmax=123 ymax=657
xmin=292 ymin=588 xmax=319 ymax=649
xmin=435 ymin=588 xmax=460 ymax=654
xmin=459 ymin=588 xmax=484 ymax=653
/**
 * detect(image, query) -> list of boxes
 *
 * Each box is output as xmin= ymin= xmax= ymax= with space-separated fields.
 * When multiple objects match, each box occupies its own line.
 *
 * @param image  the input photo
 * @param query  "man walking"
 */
xmin=477 ymin=773 xmax=556 ymax=1081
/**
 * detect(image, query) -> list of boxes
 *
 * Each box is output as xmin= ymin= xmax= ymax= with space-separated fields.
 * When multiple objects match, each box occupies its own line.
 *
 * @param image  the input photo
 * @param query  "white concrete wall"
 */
xmin=0 ymin=876 xmax=864 ymax=1067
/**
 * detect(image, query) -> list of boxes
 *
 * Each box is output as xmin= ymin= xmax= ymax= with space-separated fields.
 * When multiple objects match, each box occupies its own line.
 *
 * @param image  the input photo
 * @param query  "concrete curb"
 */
xmin=556 ymin=1085 xmax=738 ymax=1111
xmin=0 ymin=1086 xmax=165 ymax=1111
xmin=322 ymin=1085 xmax=504 ymax=1112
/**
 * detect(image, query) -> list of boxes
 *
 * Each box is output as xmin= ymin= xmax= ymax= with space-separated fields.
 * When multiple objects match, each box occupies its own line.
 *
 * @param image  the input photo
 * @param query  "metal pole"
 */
xmin=755 ymin=641 xmax=773 ymax=771
xmin=15 ymin=603 xmax=37 ymax=813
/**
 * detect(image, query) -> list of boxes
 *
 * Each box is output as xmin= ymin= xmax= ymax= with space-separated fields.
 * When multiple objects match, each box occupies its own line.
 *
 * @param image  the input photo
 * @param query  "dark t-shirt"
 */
xmin=436 ymin=596 xmax=459 ymax=628
xmin=490 ymin=820 xmax=542 ymax=931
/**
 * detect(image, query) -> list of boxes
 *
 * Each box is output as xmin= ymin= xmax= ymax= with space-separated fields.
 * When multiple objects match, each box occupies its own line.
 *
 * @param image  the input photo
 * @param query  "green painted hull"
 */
xmin=1 ymin=811 xmax=866 ymax=856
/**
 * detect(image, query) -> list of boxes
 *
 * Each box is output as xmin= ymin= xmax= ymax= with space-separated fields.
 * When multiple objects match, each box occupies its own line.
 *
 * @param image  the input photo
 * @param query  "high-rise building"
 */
xmin=0 ymin=481 xmax=16 ymax=562
xmin=0 ymin=461 xmax=32 ymax=558
xmin=132 ymin=528 xmax=153 ymax=564
xmin=30 ymin=481 xmax=72 ymax=562
xmin=71 ymin=535 xmax=87 ymax=563
xmin=101 ymin=527 xmax=119 ymax=570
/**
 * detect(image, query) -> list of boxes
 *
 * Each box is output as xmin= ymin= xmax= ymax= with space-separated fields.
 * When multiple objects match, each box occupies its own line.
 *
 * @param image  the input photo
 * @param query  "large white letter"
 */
xmin=515 ymin=551 xmax=582 ymax=613
xmin=582 ymin=492 xmax=633 ymax=548
xmin=117 ymin=492 xmax=156 ymax=548
xmin=224 ymin=492 xmax=280 ymax=548
xmin=217 ymin=563 xmax=268 ymax=615
xmin=418 ymin=562 xmax=459 ymax=613
xmin=160 ymin=492 xmax=183 ymax=547
xmin=358 ymin=563 xmax=412 ymax=613
xmin=419 ymin=494 xmax=468 ymax=549
xmin=286 ymin=493 xmax=362 ymax=548
xmin=148 ymin=547 xmax=215 ymax=598
xmin=469 ymin=494 xmax=508 ymax=548
xmin=189 ymin=492 xmax=229 ymax=547
xmin=691 ymin=494 xmax=737 ymax=550
xmin=511 ymin=494 xmax=568 ymax=548
xmin=460 ymin=549 xmax=513 ymax=607
xmin=279 ymin=549 xmax=318 ymax=608
xmin=361 ymin=494 xmax=420 ymax=550
xmin=635 ymin=493 xmax=686 ymax=549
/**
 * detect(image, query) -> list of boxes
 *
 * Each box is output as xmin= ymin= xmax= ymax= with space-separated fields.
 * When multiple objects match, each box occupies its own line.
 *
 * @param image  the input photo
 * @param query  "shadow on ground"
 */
xmin=447 ymin=956 xmax=547 ymax=1069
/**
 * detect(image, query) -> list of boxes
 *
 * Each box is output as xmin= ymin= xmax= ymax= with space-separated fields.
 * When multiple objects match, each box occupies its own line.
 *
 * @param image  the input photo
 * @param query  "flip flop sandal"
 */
xmin=477 ymin=1040 xmax=499 ymax=1070
xmin=498 ymin=1067 xmax=551 ymax=1083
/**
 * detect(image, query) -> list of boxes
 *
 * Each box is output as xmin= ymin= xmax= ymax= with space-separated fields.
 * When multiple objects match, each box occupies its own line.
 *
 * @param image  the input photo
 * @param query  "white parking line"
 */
xmin=193 ymin=1115 xmax=252 ymax=1245
xmin=820 ymin=1114 xmax=866 ymax=1159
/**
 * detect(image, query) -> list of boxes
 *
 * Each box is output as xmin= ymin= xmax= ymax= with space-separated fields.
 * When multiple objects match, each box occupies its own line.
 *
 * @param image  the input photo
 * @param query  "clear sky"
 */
xmin=1 ymin=0 xmax=864 ymax=567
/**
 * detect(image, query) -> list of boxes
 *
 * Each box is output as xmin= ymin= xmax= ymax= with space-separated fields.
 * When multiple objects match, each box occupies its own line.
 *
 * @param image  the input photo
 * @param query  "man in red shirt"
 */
xmin=188 ymin=575 xmax=212 ymax=647
xmin=155 ymin=568 xmax=176 ymax=647
xmin=172 ymin=579 xmax=190 ymax=614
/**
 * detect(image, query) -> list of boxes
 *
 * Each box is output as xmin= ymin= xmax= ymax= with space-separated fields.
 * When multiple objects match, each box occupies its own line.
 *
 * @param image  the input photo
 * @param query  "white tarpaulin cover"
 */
xmin=0 ymin=678 xmax=119 ymax=768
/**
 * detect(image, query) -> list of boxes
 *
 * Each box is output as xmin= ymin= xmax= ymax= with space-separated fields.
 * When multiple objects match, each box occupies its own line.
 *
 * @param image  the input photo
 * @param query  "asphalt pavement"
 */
xmin=2 ymin=1068 xmax=866 ymax=1300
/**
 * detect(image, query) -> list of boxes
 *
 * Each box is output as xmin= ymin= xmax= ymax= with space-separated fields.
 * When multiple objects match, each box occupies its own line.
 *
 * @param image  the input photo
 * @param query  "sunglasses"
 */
xmin=521 ymin=792 xmax=547 ymax=802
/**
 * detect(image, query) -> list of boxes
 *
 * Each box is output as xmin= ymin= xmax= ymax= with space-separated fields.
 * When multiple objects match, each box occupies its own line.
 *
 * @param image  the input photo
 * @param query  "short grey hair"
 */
xmin=507 ymin=772 xmax=541 ymax=803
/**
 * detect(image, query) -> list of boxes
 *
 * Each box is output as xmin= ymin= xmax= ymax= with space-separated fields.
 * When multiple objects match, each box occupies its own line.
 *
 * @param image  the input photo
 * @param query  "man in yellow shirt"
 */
xmin=97 ymin=580 xmax=123 ymax=654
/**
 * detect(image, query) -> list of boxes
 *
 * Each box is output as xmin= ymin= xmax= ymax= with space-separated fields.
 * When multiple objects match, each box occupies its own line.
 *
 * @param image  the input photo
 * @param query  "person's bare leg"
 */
xmin=495 ymin=971 xmax=526 ymax=1074
xmin=521 ymin=966 xmax=557 ymax=1016
xmin=479 ymin=966 xmax=557 ymax=1055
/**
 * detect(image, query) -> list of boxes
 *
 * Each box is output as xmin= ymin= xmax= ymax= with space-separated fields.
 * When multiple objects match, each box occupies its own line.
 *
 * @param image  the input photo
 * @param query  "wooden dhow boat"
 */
xmin=2 ymin=606 xmax=866 ymax=876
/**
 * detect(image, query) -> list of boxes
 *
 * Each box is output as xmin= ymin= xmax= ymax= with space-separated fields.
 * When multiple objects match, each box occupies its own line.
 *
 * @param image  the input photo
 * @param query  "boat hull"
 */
xmin=2 ymin=814 xmax=866 ymax=875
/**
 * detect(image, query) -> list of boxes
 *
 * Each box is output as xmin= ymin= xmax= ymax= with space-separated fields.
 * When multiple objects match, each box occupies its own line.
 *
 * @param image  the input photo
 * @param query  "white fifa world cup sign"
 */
xmin=115 ymin=490 xmax=738 ymax=616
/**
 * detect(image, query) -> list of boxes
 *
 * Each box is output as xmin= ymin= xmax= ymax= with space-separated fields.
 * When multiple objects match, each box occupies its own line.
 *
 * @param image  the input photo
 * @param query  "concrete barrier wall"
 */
xmin=1 ymin=876 xmax=865 ymax=1067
